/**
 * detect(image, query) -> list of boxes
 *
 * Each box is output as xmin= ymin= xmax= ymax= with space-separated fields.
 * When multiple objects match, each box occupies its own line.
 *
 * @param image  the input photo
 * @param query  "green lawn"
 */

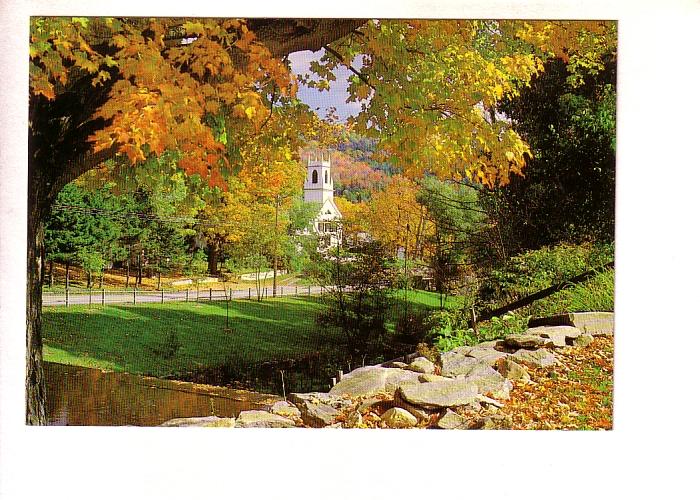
xmin=42 ymin=290 xmax=451 ymax=381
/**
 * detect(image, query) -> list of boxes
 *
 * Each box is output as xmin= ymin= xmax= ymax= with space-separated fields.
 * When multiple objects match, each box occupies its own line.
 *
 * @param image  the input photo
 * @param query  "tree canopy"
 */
xmin=26 ymin=16 xmax=617 ymax=424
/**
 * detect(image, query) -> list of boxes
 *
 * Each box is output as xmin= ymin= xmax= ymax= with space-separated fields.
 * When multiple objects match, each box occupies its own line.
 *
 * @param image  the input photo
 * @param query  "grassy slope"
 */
xmin=42 ymin=290 xmax=454 ymax=378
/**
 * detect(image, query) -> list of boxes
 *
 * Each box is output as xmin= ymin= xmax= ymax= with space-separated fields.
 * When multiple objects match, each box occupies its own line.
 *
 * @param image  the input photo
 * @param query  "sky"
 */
xmin=288 ymin=49 xmax=365 ymax=122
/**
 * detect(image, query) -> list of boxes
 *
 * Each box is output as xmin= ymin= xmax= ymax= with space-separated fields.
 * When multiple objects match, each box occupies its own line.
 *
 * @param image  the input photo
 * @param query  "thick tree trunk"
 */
xmin=26 ymin=169 xmax=47 ymax=424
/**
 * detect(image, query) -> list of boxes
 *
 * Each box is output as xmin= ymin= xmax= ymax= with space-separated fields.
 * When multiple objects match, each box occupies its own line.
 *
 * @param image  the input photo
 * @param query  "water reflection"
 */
xmin=44 ymin=362 xmax=280 ymax=426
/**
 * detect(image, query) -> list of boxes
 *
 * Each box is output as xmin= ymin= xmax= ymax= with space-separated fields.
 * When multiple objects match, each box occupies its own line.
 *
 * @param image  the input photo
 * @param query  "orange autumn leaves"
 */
xmin=29 ymin=17 xmax=297 ymax=188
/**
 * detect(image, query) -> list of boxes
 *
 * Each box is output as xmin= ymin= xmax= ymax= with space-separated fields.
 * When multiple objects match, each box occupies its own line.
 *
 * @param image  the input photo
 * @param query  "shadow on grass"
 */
xmin=42 ymin=291 xmax=451 ymax=394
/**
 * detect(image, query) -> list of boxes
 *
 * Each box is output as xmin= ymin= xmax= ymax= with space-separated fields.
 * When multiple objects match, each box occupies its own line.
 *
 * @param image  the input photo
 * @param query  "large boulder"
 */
xmin=510 ymin=348 xmax=558 ymax=368
xmin=529 ymin=312 xmax=614 ymax=336
xmin=329 ymin=366 xmax=421 ymax=398
xmin=397 ymin=378 xmax=480 ymax=409
xmin=236 ymin=410 xmax=296 ymax=428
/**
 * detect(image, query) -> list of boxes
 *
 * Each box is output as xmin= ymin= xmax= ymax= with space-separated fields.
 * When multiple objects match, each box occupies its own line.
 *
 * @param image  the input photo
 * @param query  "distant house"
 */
xmin=303 ymin=151 xmax=342 ymax=249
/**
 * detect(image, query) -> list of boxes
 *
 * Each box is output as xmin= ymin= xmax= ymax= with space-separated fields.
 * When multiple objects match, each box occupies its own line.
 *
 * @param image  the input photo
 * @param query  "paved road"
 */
xmin=42 ymin=285 xmax=327 ymax=307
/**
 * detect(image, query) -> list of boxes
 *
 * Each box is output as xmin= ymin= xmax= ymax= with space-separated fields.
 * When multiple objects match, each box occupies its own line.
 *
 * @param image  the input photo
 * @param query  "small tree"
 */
xmin=314 ymin=241 xmax=398 ymax=365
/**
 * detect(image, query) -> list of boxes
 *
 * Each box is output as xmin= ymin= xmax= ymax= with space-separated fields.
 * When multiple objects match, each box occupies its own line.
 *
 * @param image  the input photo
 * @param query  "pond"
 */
xmin=44 ymin=362 xmax=281 ymax=426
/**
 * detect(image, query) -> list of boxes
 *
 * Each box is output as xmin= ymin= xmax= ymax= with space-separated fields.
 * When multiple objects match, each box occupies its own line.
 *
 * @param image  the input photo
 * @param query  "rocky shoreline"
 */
xmin=160 ymin=312 xmax=613 ymax=429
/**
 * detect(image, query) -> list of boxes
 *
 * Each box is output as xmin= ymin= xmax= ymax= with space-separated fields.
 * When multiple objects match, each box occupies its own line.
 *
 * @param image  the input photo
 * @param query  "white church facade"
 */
xmin=303 ymin=151 xmax=342 ymax=249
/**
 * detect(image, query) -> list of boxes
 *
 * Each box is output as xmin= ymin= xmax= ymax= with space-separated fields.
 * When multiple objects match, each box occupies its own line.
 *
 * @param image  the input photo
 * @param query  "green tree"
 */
xmin=487 ymin=55 xmax=616 ymax=253
xmin=314 ymin=241 xmax=398 ymax=364
xmin=44 ymin=183 xmax=122 ymax=288
xmin=416 ymin=177 xmax=484 ymax=305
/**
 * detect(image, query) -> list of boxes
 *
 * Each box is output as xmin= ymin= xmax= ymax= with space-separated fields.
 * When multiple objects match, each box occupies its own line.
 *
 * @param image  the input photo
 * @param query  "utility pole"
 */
xmin=273 ymin=194 xmax=279 ymax=297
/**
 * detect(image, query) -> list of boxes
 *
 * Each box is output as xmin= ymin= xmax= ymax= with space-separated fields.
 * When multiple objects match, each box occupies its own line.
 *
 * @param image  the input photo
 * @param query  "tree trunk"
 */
xmin=207 ymin=241 xmax=219 ymax=276
xmin=27 ymin=169 xmax=48 ymax=424
xmin=65 ymin=261 xmax=69 ymax=289
xmin=126 ymin=250 xmax=130 ymax=288
xmin=49 ymin=260 xmax=54 ymax=287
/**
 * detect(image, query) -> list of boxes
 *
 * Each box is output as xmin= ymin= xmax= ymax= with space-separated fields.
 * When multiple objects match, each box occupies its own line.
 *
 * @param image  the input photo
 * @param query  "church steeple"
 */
xmin=303 ymin=150 xmax=334 ymax=204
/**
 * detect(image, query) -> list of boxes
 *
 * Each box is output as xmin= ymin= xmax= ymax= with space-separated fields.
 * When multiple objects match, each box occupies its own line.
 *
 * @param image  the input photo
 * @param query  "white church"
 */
xmin=303 ymin=151 xmax=342 ymax=249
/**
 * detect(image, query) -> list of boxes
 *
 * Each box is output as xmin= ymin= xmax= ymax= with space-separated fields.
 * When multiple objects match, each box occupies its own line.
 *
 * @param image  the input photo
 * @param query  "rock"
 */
xmin=504 ymin=334 xmax=552 ymax=349
xmin=356 ymin=395 xmax=387 ymax=414
xmin=476 ymin=394 xmax=504 ymax=408
xmin=235 ymin=410 xmax=296 ymax=428
xmin=472 ymin=415 xmax=510 ymax=430
xmin=344 ymin=410 xmax=363 ymax=428
xmin=329 ymin=366 xmax=421 ymax=398
xmin=418 ymin=373 xmax=452 ymax=383
xmin=440 ymin=351 xmax=483 ymax=377
xmin=270 ymin=401 xmax=301 ymax=419
xmin=393 ymin=398 xmax=433 ymax=421
xmin=472 ymin=340 xmax=500 ymax=349
xmin=459 ymin=366 xmax=513 ymax=399
xmin=384 ymin=369 xmax=423 ymax=393
xmin=466 ymin=347 xmax=509 ymax=366
xmin=288 ymin=392 xmax=351 ymax=409
xmin=529 ymin=312 xmax=614 ymax=336
xmin=297 ymin=400 xmax=340 ymax=428
xmin=496 ymin=358 xmax=530 ymax=382
xmin=510 ymin=348 xmax=558 ymax=368
xmin=398 ymin=378 xmax=479 ymax=409
xmin=406 ymin=356 xmax=436 ymax=374
xmin=381 ymin=361 xmax=409 ymax=369
xmin=329 ymin=367 xmax=388 ymax=397
xmin=159 ymin=416 xmax=236 ymax=427
xmin=436 ymin=409 xmax=471 ymax=429
xmin=381 ymin=407 xmax=418 ymax=428
xmin=527 ymin=325 xmax=582 ymax=347
xmin=573 ymin=333 xmax=594 ymax=347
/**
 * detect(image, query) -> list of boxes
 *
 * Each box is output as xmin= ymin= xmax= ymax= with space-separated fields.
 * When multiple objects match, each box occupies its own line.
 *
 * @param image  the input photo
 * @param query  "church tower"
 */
xmin=302 ymin=150 xmax=342 ymax=249
xmin=303 ymin=150 xmax=334 ymax=204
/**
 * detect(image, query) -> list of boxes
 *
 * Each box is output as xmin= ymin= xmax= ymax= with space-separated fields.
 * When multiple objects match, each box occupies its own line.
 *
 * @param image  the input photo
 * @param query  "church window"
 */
xmin=312 ymin=170 xmax=318 ymax=184
xmin=325 ymin=170 xmax=328 ymax=183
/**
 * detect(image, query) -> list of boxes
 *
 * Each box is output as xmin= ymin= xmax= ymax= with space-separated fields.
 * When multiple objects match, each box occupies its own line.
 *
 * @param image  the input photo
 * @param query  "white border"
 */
xmin=2 ymin=1 xmax=700 ymax=499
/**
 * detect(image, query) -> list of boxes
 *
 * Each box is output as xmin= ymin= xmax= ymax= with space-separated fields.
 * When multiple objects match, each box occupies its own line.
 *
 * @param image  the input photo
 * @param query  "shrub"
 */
xmin=479 ymin=241 xmax=613 ymax=310
xmin=426 ymin=308 xmax=530 ymax=352
xmin=530 ymin=269 xmax=614 ymax=316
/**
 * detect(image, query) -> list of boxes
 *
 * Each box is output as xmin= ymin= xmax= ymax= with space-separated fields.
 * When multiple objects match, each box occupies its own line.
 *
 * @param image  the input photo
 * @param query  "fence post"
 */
xmin=133 ymin=288 xmax=136 ymax=304
xmin=102 ymin=288 xmax=105 ymax=306
xmin=295 ymin=286 xmax=298 ymax=297
xmin=248 ymin=287 xmax=251 ymax=300
xmin=337 ymin=369 xmax=343 ymax=382
xmin=308 ymin=285 xmax=311 ymax=296
xmin=89 ymin=290 xmax=92 ymax=307
xmin=209 ymin=288 xmax=212 ymax=301
xmin=161 ymin=289 xmax=164 ymax=304
xmin=280 ymin=286 xmax=283 ymax=297
xmin=186 ymin=289 xmax=189 ymax=302
xmin=65 ymin=288 xmax=69 ymax=307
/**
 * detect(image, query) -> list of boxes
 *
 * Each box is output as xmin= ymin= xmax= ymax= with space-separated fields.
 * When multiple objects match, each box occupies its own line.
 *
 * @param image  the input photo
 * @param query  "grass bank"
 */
xmin=42 ymin=290 xmax=454 ymax=391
